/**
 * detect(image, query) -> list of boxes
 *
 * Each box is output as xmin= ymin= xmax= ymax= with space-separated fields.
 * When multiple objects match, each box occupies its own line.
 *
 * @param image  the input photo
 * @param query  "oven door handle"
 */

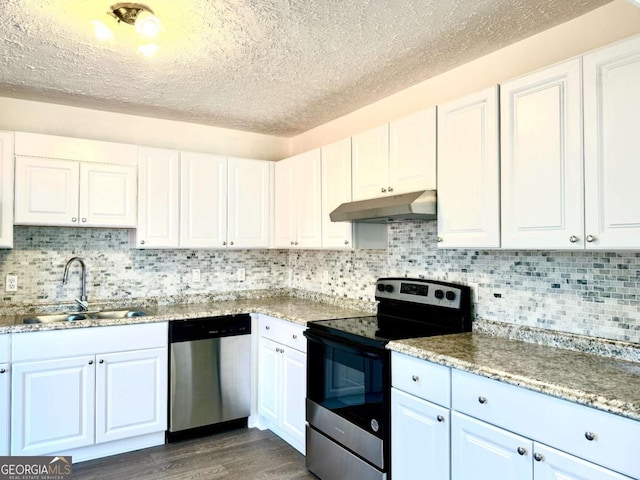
xmin=303 ymin=329 xmax=384 ymax=359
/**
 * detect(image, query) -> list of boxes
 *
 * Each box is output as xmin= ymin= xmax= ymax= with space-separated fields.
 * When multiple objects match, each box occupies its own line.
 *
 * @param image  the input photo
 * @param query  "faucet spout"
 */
xmin=62 ymin=257 xmax=88 ymax=311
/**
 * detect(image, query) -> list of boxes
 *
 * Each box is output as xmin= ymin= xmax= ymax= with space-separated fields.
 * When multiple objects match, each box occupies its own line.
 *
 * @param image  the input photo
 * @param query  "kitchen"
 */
xmin=0 ymin=1 xmax=640 ymax=479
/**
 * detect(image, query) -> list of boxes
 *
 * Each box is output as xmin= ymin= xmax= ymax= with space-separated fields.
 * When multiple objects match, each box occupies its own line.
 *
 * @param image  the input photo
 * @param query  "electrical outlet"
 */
xmin=323 ymin=270 xmax=329 ymax=283
xmin=192 ymin=269 xmax=201 ymax=283
xmin=237 ymin=268 xmax=246 ymax=282
xmin=5 ymin=275 xmax=17 ymax=292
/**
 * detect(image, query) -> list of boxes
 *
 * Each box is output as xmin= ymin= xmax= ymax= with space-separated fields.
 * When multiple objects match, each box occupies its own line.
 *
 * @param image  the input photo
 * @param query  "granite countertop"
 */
xmin=0 ymin=296 xmax=373 ymax=334
xmin=388 ymin=332 xmax=640 ymax=422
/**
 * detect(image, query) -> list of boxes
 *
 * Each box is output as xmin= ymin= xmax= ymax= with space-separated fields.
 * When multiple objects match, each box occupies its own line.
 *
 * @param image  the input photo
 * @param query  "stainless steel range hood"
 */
xmin=330 ymin=190 xmax=437 ymax=223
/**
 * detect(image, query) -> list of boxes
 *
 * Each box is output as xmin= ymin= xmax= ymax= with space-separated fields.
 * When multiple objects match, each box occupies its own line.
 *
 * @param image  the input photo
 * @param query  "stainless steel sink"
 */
xmin=22 ymin=309 xmax=149 ymax=324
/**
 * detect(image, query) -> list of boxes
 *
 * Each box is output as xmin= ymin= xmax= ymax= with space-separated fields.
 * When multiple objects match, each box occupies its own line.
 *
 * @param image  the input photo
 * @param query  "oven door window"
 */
xmin=307 ymin=332 xmax=387 ymax=437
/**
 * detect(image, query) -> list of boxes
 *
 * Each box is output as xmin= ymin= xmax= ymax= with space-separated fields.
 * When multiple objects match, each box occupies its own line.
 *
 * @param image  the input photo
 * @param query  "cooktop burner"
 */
xmin=307 ymin=278 xmax=472 ymax=348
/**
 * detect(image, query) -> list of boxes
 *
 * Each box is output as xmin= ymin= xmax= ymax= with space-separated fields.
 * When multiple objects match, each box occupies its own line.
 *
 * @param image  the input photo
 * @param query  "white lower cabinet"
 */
xmin=0 ymin=362 xmax=9 ymax=456
xmin=391 ymin=388 xmax=449 ymax=480
xmin=11 ymin=323 xmax=168 ymax=462
xmin=257 ymin=316 xmax=306 ymax=454
xmin=533 ymin=443 xmax=633 ymax=480
xmin=451 ymin=411 xmax=533 ymax=480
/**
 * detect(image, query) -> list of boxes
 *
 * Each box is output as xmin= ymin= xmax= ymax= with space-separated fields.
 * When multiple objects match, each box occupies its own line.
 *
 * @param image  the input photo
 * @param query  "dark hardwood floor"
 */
xmin=73 ymin=428 xmax=317 ymax=479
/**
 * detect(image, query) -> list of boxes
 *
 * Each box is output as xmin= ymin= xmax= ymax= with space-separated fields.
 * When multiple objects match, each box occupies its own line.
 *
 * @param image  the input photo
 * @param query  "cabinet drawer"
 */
xmin=0 ymin=335 xmax=9 ymax=363
xmin=13 ymin=322 xmax=168 ymax=362
xmin=259 ymin=315 xmax=306 ymax=353
xmin=391 ymin=352 xmax=450 ymax=407
xmin=452 ymin=369 xmax=640 ymax=478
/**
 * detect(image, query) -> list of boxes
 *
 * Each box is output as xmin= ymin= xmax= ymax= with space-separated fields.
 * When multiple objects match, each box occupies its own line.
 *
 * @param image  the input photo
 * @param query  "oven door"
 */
xmin=304 ymin=328 xmax=389 ymax=440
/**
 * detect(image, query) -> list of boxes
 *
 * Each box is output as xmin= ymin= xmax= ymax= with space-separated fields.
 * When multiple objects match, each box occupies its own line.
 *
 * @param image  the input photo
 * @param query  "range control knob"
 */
xmin=377 ymin=283 xmax=385 ymax=292
xmin=434 ymin=289 xmax=444 ymax=299
xmin=445 ymin=291 xmax=456 ymax=301
xmin=384 ymin=284 xmax=394 ymax=293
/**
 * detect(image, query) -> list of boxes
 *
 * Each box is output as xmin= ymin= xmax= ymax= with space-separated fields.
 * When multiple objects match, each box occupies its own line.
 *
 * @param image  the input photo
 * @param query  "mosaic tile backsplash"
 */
xmin=1 ymin=223 xmax=639 ymax=344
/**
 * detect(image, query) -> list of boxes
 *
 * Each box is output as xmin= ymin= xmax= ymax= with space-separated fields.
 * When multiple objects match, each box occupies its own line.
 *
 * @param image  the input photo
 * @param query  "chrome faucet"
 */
xmin=62 ymin=257 xmax=89 ymax=311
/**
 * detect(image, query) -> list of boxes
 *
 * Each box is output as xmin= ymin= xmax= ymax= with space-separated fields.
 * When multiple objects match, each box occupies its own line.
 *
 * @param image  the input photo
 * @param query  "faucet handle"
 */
xmin=75 ymin=298 xmax=89 ymax=311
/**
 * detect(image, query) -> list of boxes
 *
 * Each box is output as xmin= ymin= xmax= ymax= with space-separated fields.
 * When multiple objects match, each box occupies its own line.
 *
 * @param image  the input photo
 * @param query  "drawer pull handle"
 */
xmin=436 ymin=415 xmax=445 ymax=423
xmin=517 ymin=447 xmax=527 ymax=456
xmin=411 ymin=375 xmax=419 ymax=382
xmin=478 ymin=396 xmax=487 ymax=404
xmin=533 ymin=453 xmax=544 ymax=462
xmin=584 ymin=431 xmax=596 ymax=441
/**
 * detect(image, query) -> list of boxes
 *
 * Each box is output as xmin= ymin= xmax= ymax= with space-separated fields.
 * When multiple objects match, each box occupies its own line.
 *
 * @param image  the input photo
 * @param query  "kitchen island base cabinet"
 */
xmin=256 ymin=316 xmax=306 ymax=455
xmin=391 ymin=388 xmax=449 ymax=480
xmin=11 ymin=323 xmax=168 ymax=462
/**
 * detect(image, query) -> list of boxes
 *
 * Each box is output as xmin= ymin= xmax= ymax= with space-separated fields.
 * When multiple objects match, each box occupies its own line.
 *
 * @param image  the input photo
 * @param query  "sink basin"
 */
xmin=22 ymin=309 xmax=149 ymax=324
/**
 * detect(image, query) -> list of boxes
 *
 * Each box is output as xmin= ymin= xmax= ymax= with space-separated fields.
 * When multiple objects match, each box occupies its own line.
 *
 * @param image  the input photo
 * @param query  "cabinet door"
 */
xmin=11 ymin=356 xmax=95 ymax=456
xmin=79 ymin=163 xmax=137 ymax=227
xmin=0 ymin=364 xmax=9 ymax=455
xmin=533 ymin=443 xmax=633 ymax=480
xmin=501 ymin=58 xmax=583 ymax=249
xmin=322 ymin=139 xmax=353 ymax=249
xmin=228 ymin=157 xmax=271 ymax=248
xmin=352 ymin=124 xmax=389 ymax=201
xmin=391 ymin=388 xmax=450 ymax=480
xmin=584 ymin=36 xmax=640 ymax=249
xmin=180 ymin=152 xmax=228 ymax=248
xmin=135 ymin=147 xmax=180 ymax=248
xmin=389 ymin=108 xmax=437 ymax=195
xmin=274 ymin=157 xmax=296 ymax=248
xmin=294 ymin=149 xmax=322 ymax=248
xmin=0 ymin=132 xmax=13 ymax=248
xmin=14 ymin=156 xmax=80 ymax=226
xmin=451 ymin=411 xmax=533 ymax=480
xmin=438 ymin=87 xmax=500 ymax=248
xmin=96 ymin=348 xmax=168 ymax=444
xmin=280 ymin=346 xmax=306 ymax=453
xmin=257 ymin=337 xmax=281 ymax=424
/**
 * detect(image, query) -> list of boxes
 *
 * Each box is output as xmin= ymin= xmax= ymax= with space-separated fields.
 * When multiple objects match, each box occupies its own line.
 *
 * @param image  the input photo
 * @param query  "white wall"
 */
xmin=288 ymin=0 xmax=640 ymax=155
xmin=0 ymin=97 xmax=289 ymax=161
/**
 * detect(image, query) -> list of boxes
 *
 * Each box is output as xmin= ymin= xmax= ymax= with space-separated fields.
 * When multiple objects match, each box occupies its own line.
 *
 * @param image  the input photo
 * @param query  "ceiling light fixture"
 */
xmin=108 ymin=3 xmax=161 ymax=38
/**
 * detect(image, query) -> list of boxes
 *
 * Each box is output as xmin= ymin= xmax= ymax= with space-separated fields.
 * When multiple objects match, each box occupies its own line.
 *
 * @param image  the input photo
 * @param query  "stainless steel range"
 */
xmin=303 ymin=278 xmax=471 ymax=480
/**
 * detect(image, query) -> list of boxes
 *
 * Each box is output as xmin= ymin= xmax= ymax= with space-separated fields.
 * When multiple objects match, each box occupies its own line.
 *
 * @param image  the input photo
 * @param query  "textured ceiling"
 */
xmin=0 ymin=0 xmax=613 ymax=136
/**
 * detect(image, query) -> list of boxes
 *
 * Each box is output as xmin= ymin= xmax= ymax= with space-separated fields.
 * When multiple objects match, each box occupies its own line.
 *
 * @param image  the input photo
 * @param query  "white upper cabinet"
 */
xmin=352 ymin=124 xmax=389 ymax=201
xmin=500 ymin=58 xmax=583 ymax=249
xmin=274 ymin=150 xmax=322 ymax=248
xmin=352 ymin=110 xmax=436 ymax=202
xmin=321 ymin=138 xmax=353 ymax=249
xmin=0 ymin=132 xmax=14 ymax=248
xmin=180 ymin=152 xmax=228 ymax=248
xmin=134 ymin=147 xmax=180 ymax=248
xmin=437 ymin=87 xmax=500 ymax=248
xmin=14 ymin=132 xmax=137 ymax=228
xmin=227 ymin=157 xmax=272 ymax=248
xmin=583 ymin=35 xmax=640 ymax=250
xmin=389 ymin=108 xmax=437 ymax=194
xmin=136 ymin=147 xmax=272 ymax=249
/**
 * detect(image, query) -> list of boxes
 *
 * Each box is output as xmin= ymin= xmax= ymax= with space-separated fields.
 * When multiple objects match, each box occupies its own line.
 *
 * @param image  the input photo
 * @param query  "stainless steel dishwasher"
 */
xmin=167 ymin=314 xmax=251 ymax=441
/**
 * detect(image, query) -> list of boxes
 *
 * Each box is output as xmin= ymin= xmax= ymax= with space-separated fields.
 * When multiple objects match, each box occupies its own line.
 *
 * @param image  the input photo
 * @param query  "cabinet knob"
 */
xmin=140 ymin=240 xmax=146 ymax=245
xmin=437 ymin=237 xmax=443 ymax=243
xmin=569 ymin=235 xmax=579 ymax=243
xmin=478 ymin=396 xmax=487 ymax=404
xmin=72 ymin=217 xmax=78 ymax=223
xmin=88 ymin=360 xmax=94 ymax=365
xmin=222 ymin=241 xmax=227 ymax=246
xmin=517 ymin=447 xmax=527 ymax=456
xmin=82 ymin=218 xmax=87 ymax=223
xmin=388 ymin=186 xmax=393 ymax=192
xmin=99 ymin=359 xmax=104 ymax=364
xmin=230 ymin=241 xmax=234 ymax=246
xmin=0 ymin=368 xmax=5 ymax=374
xmin=533 ymin=453 xmax=544 ymax=462
xmin=381 ymin=187 xmax=387 ymax=193
xmin=436 ymin=415 xmax=445 ymax=423
xmin=584 ymin=431 xmax=596 ymax=441
xmin=411 ymin=375 xmax=419 ymax=382
xmin=265 ymin=325 xmax=270 ymax=330
xmin=292 ymin=334 xmax=297 ymax=339
xmin=344 ymin=240 xmax=349 ymax=245
xmin=294 ymin=241 xmax=299 ymax=246
xmin=586 ymin=234 xmax=595 ymax=243
xmin=290 ymin=241 xmax=295 ymax=245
